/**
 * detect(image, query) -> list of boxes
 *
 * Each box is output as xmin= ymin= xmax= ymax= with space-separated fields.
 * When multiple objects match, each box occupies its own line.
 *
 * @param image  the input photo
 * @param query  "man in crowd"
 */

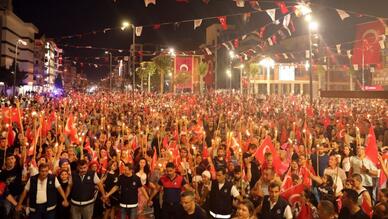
xmin=150 ymin=162 xmax=193 ymax=219
xmin=179 ymin=191 xmax=208 ymax=219
xmin=207 ymin=168 xmax=242 ymax=219
xmin=259 ymin=182 xmax=292 ymax=219
xmin=16 ymin=163 xmax=69 ymax=219
xmin=105 ymin=163 xmax=150 ymax=219
xmin=350 ymin=145 xmax=378 ymax=200
xmin=338 ymin=188 xmax=369 ymax=219
xmin=68 ymin=159 xmax=107 ymax=219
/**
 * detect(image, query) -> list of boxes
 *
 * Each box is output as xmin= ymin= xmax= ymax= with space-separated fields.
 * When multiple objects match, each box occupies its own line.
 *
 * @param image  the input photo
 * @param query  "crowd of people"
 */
xmin=0 ymin=91 xmax=387 ymax=219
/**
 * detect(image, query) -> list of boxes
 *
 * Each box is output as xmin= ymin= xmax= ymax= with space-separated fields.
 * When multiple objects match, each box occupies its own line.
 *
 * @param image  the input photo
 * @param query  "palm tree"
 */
xmin=153 ymin=55 xmax=172 ymax=93
xmin=247 ymin=63 xmax=259 ymax=94
xmin=143 ymin=62 xmax=156 ymax=92
xmin=198 ymin=61 xmax=208 ymax=94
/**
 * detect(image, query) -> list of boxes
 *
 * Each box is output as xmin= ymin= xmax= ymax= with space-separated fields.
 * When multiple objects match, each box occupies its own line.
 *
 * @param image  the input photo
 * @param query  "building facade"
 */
xmin=0 ymin=8 xmax=38 ymax=86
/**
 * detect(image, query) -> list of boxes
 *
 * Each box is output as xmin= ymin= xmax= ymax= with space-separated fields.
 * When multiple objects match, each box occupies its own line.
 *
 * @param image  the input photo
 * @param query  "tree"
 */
xmin=153 ymin=55 xmax=172 ymax=93
xmin=0 ymin=61 xmax=28 ymax=89
xmin=198 ymin=61 xmax=208 ymax=94
xmin=247 ymin=63 xmax=259 ymax=94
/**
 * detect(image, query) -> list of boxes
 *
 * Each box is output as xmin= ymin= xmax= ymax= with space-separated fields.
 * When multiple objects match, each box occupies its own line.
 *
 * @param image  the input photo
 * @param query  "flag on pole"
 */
xmin=266 ymin=9 xmax=276 ymax=22
xmin=135 ymin=26 xmax=143 ymax=36
xmin=336 ymin=9 xmax=350 ymax=20
xmin=144 ymin=0 xmax=156 ymax=7
xmin=194 ymin=19 xmax=202 ymax=29
xmin=235 ymin=0 xmax=244 ymax=7
xmin=365 ymin=126 xmax=378 ymax=165
xmin=275 ymin=1 xmax=288 ymax=14
xmin=218 ymin=16 xmax=228 ymax=30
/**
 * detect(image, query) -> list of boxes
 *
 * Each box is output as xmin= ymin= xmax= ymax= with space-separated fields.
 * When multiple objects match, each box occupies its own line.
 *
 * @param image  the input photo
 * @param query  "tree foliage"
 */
xmin=153 ymin=55 xmax=172 ymax=93
xmin=0 ymin=61 xmax=28 ymax=87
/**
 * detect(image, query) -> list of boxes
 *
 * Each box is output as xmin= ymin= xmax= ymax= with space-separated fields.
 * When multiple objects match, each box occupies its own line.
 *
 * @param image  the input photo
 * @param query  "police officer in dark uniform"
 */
xmin=68 ymin=160 xmax=107 ymax=219
xmin=259 ymin=182 xmax=292 ymax=219
xmin=207 ymin=168 xmax=242 ymax=219
xmin=16 ymin=163 xmax=69 ymax=219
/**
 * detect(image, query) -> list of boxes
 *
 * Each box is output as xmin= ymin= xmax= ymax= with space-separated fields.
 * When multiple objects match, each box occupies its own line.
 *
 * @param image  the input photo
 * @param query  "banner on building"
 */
xmin=352 ymin=21 xmax=385 ymax=67
xmin=174 ymin=56 xmax=194 ymax=90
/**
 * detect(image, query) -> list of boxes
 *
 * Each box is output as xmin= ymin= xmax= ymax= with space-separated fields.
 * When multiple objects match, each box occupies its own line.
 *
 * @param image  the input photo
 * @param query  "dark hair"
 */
xmin=215 ymin=167 xmax=226 ymax=175
xmin=304 ymin=189 xmax=318 ymax=207
xmin=318 ymin=200 xmax=335 ymax=215
xmin=239 ymin=199 xmax=256 ymax=216
xmin=38 ymin=163 xmax=49 ymax=171
xmin=77 ymin=159 xmax=88 ymax=167
xmin=351 ymin=173 xmax=363 ymax=183
xmin=134 ymin=157 xmax=150 ymax=175
xmin=166 ymin=162 xmax=175 ymax=169
xmin=269 ymin=181 xmax=280 ymax=190
xmin=342 ymin=188 xmax=359 ymax=203
xmin=124 ymin=163 xmax=133 ymax=170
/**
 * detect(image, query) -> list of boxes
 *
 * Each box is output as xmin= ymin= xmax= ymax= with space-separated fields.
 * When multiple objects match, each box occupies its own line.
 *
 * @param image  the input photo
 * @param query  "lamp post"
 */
xmin=228 ymin=51 xmax=235 ymax=91
xmin=306 ymin=15 xmax=318 ymax=104
xmin=259 ymin=57 xmax=275 ymax=95
xmin=122 ymin=21 xmax=136 ymax=96
xmin=14 ymin=39 xmax=27 ymax=96
xmin=239 ymin=64 xmax=244 ymax=93
xmin=226 ymin=69 xmax=232 ymax=90
xmin=105 ymin=51 xmax=112 ymax=91
xmin=234 ymin=64 xmax=244 ymax=93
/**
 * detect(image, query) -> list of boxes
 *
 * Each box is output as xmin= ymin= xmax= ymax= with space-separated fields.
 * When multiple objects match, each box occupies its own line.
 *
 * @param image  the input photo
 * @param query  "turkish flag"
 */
xmin=365 ymin=126 xmax=378 ymax=165
xmin=174 ymin=56 xmax=194 ymax=90
xmin=218 ymin=16 xmax=228 ymax=30
xmin=352 ymin=21 xmax=385 ymax=66
xmin=275 ymin=1 xmax=289 ymax=14
xmin=254 ymin=136 xmax=285 ymax=175
xmin=281 ymin=183 xmax=305 ymax=200
xmin=64 ymin=114 xmax=78 ymax=144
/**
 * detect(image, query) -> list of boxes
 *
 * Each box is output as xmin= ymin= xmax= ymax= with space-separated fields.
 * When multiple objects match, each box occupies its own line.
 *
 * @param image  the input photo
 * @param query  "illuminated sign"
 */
xmin=278 ymin=65 xmax=295 ymax=81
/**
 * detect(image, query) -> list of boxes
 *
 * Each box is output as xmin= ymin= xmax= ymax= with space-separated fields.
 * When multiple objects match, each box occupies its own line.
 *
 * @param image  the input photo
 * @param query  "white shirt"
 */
xmin=25 ymin=177 xmax=61 ymax=204
xmin=350 ymin=156 xmax=377 ymax=187
xmin=269 ymin=199 xmax=293 ymax=219
xmin=324 ymin=167 xmax=347 ymax=196
xmin=213 ymin=182 xmax=240 ymax=198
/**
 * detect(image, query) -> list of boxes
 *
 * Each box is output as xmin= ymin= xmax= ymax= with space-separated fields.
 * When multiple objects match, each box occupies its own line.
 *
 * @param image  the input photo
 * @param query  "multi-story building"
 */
xmin=0 ymin=2 xmax=38 ymax=92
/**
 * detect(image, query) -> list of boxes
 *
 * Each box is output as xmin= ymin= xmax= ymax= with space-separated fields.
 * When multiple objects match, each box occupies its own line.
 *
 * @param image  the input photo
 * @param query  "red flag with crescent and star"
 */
xmin=254 ymin=136 xmax=285 ymax=175
xmin=174 ymin=56 xmax=194 ymax=90
xmin=352 ymin=21 xmax=385 ymax=67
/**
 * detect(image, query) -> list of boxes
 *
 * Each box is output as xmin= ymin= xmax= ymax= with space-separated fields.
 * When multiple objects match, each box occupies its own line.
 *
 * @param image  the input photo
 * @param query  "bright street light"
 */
xmin=259 ymin=57 xmax=275 ymax=68
xmin=226 ymin=69 xmax=231 ymax=77
xmin=121 ymin=21 xmax=130 ymax=30
xmin=304 ymin=14 xmax=312 ymax=22
xmin=14 ymin=39 xmax=28 ymax=96
xmin=308 ymin=21 xmax=319 ymax=31
xmin=259 ymin=57 xmax=275 ymax=95
xmin=229 ymin=50 xmax=235 ymax=59
xmin=18 ymin=39 xmax=27 ymax=46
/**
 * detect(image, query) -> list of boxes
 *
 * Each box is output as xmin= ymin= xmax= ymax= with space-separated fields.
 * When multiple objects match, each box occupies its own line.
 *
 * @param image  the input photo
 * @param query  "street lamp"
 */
xmin=226 ymin=69 xmax=232 ymax=90
xmin=121 ymin=21 xmax=136 ymax=95
xmin=105 ymin=51 xmax=112 ymax=91
xmin=234 ymin=64 xmax=245 ymax=93
xmin=228 ymin=51 xmax=235 ymax=91
xmin=259 ymin=57 xmax=275 ymax=95
xmin=14 ymin=39 xmax=27 ymax=96
xmin=306 ymin=16 xmax=319 ymax=104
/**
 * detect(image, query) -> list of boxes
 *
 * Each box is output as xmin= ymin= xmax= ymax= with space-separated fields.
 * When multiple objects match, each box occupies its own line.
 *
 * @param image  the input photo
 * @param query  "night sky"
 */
xmin=12 ymin=0 xmax=388 ymax=81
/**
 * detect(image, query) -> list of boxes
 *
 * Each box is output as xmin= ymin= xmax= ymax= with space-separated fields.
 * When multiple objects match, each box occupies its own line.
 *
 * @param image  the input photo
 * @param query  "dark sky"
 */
xmin=12 ymin=0 xmax=388 ymax=81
